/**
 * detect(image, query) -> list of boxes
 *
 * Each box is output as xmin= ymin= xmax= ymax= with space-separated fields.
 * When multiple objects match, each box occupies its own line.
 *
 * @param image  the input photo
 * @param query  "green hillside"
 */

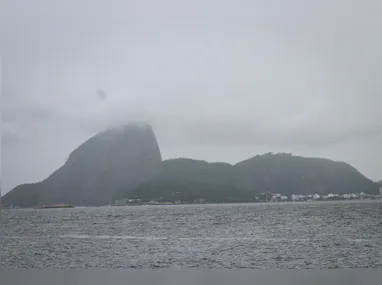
xmin=115 ymin=154 xmax=379 ymax=203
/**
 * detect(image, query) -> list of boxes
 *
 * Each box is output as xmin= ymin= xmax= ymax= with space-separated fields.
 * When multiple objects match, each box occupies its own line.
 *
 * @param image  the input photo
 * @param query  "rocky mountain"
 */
xmin=2 ymin=123 xmax=162 ymax=207
xmin=117 ymin=154 xmax=379 ymax=203
xmin=3 ymin=125 xmax=379 ymax=207
xmin=1 ymin=183 xmax=41 ymax=208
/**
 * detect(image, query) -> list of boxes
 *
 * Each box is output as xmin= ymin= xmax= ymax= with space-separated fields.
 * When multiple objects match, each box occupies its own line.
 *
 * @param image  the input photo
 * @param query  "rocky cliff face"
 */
xmin=3 ymin=123 xmax=162 ymax=207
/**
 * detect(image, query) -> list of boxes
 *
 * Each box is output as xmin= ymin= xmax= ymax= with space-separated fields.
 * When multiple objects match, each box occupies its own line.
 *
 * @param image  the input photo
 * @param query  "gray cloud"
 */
xmin=3 ymin=107 xmax=57 ymax=124
xmin=1 ymin=130 xmax=25 ymax=146
xmin=1 ymin=0 xmax=382 ymax=193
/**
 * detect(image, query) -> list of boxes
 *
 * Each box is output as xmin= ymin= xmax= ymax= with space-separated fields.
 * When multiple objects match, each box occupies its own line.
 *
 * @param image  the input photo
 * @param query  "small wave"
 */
xmin=347 ymin=238 xmax=372 ymax=243
xmin=2 ymin=235 xmax=373 ymax=244
xmin=62 ymin=235 xmax=310 ymax=242
xmin=178 ymin=237 xmax=311 ymax=242
xmin=63 ymin=235 xmax=169 ymax=240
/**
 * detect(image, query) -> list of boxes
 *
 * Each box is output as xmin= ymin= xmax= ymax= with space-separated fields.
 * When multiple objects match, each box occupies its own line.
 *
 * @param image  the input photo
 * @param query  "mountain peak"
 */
xmin=3 ymin=123 xmax=162 ymax=207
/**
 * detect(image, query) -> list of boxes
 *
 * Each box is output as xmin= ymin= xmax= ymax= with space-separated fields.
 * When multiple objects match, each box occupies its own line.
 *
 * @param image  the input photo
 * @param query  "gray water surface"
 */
xmin=1 ymin=201 xmax=381 ymax=269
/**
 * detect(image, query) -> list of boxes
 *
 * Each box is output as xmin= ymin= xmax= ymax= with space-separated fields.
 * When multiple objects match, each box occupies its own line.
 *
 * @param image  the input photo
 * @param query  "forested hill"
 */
xmin=118 ymin=154 xmax=379 ymax=203
xmin=3 ymin=117 xmax=379 ymax=208
xmin=234 ymin=153 xmax=378 ymax=196
xmin=121 ymin=159 xmax=253 ymax=203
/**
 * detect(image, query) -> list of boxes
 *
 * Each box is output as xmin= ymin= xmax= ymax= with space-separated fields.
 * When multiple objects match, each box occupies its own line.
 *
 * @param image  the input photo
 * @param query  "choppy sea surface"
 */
xmin=1 ymin=200 xmax=381 ymax=269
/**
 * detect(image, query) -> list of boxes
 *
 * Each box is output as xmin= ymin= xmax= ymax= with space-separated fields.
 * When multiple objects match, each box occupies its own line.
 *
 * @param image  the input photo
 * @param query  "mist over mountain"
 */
xmin=2 ymin=125 xmax=379 ymax=207
xmin=2 ymin=123 xmax=162 ymax=207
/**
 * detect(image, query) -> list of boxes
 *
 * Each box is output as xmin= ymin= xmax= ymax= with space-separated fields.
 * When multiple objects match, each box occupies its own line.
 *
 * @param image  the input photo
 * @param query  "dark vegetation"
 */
xmin=115 ymin=154 xmax=379 ymax=203
xmin=2 ymin=126 xmax=379 ymax=207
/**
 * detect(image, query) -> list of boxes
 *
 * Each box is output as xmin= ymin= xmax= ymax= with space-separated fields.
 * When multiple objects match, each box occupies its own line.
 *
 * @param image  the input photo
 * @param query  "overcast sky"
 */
xmin=1 ymin=0 xmax=381 ymax=194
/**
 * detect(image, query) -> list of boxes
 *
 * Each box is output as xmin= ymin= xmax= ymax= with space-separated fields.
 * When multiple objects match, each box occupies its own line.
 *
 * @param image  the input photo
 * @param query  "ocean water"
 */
xmin=1 ymin=201 xmax=381 ymax=269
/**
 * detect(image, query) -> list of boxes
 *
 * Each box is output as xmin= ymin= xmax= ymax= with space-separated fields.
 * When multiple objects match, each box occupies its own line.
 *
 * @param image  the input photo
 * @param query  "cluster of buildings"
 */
xmin=114 ymin=198 xmax=143 ymax=206
xmin=257 ymin=189 xmax=382 ymax=202
xmin=114 ymin=188 xmax=382 ymax=206
xmin=290 ymin=193 xmax=363 ymax=201
xmin=113 ymin=198 xmax=185 ymax=206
